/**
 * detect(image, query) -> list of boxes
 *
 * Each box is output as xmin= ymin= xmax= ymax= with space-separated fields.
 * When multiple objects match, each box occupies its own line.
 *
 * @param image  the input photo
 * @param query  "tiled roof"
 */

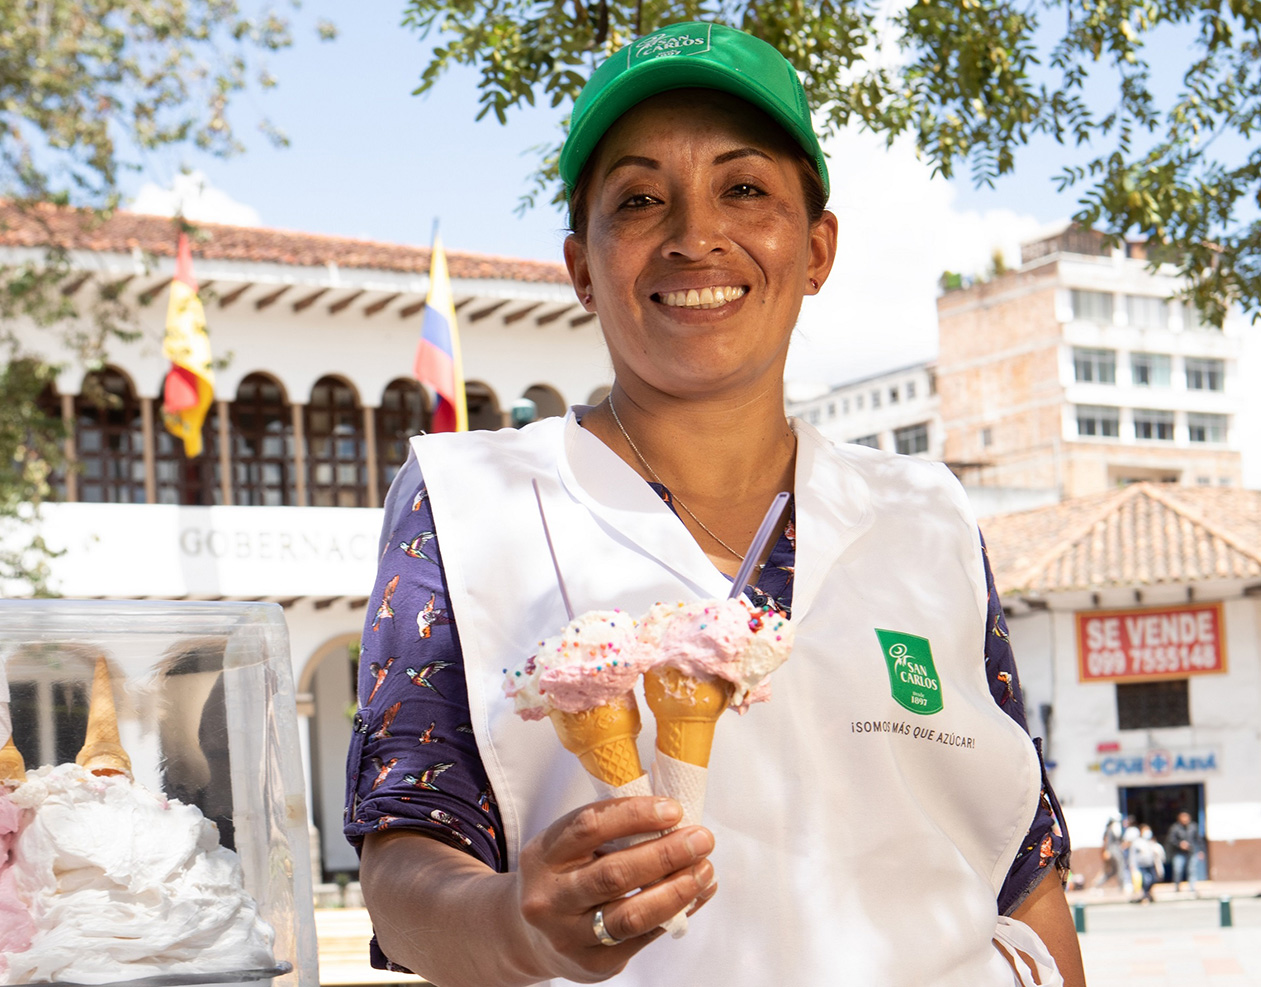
xmin=0 ymin=202 xmax=571 ymax=285
xmin=981 ymin=483 xmax=1261 ymax=598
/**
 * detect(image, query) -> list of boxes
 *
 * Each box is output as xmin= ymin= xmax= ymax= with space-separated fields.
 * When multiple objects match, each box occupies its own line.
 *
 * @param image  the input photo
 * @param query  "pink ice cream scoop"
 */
xmin=503 ymin=610 xmax=646 ymax=718
xmin=0 ymin=790 xmax=35 ymax=971
xmin=635 ymin=598 xmax=793 ymax=713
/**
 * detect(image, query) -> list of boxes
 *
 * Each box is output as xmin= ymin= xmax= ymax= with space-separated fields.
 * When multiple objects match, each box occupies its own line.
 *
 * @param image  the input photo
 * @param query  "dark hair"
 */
xmin=567 ymin=134 xmax=828 ymax=241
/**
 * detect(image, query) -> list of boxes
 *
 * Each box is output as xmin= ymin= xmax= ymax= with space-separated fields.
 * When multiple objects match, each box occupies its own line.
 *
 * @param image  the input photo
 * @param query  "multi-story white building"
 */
xmin=937 ymin=223 xmax=1246 ymax=497
xmin=785 ymin=362 xmax=943 ymax=460
xmin=0 ymin=203 xmax=610 ymax=881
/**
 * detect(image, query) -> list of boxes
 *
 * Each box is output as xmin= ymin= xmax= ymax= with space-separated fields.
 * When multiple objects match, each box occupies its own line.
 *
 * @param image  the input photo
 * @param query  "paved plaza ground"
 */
xmin=1069 ymin=880 xmax=1261 ymax=986
xmin=314 ymin=881 xmax=1261 ymax=985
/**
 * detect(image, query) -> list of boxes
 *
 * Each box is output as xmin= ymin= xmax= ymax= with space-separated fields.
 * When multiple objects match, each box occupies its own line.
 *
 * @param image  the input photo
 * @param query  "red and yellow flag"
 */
xmin=161 ymin=232 xmax=215 ymax=457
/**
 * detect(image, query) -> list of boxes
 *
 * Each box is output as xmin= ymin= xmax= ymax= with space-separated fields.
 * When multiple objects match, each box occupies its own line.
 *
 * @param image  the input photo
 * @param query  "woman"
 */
xmin=1131 ymin=824 xmax=1165 ymax=903
xmin=346 ymin=22 xmax=1086 ymax=987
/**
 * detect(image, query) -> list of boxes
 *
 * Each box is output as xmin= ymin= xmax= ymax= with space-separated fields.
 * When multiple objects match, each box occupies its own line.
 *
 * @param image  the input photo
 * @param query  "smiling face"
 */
xmin=564 ymin=89 xmax=837 ymax=403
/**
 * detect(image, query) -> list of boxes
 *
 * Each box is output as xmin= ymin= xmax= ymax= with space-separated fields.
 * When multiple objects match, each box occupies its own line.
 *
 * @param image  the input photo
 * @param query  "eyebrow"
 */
xmin=603 ymin=146 xmax=774 ymax=178
xmin=713 ymin=147 xmax=774 ymax=166
xmin=603 ymin=155 xmax=659 ymax=178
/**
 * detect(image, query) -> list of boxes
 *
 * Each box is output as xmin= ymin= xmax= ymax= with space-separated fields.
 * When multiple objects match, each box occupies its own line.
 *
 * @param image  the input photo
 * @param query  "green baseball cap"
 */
xmin=560 ymin=21 xmax=830 ymax=200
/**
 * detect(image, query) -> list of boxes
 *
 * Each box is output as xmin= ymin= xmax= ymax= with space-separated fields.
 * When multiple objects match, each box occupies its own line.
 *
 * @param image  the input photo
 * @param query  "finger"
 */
xmin=686 ymin=878 xmax=718 ymax=916
xmin=592 ymin=856 xmax=716 ymax=943
xmin=555 ymin=826 xmax=714 ymax=913
xmin=538 ymin=796 xmax=683 ymax=866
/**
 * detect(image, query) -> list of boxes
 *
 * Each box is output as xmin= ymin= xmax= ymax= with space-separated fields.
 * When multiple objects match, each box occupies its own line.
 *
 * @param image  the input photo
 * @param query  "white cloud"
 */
xmin=787 ymin=128 xmax=1046 ymax=389
xmin=129 ymin=171 xmax=262 ymax=227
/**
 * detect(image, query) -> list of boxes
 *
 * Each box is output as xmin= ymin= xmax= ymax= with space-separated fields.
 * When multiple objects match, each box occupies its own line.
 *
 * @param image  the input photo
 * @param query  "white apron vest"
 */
xmin=412 ymin=411 xmax=1047 ymax=986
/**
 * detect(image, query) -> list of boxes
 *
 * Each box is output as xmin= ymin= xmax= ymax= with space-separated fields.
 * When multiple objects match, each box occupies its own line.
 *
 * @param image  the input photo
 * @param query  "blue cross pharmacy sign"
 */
xmin=1090 ymin=747 xmax=1220 ymax=780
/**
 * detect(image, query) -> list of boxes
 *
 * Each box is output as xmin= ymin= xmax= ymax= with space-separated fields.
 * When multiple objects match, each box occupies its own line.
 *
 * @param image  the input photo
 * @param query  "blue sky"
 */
xmin=123 ymin=3 xmax=1096 ymax=387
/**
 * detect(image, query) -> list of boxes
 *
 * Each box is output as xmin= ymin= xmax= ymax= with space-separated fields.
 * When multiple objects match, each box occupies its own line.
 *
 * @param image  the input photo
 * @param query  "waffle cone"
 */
xmin=547 ymin=693 xmax=645 ymax=788
xmin=643 ymin=667 xmax=732 ymax=768
xmin=0 ymin=735 xmax=25 ymax=785
xmin=76 ymin=657 xmax=132 ymax=778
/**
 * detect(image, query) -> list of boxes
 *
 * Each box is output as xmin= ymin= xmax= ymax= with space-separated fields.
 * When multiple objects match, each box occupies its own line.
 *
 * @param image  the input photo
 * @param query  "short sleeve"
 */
xmin=981 ymin=534 xmax=1072 ymax=914
xmin=343 ymin=462 xmax=506 ymax=873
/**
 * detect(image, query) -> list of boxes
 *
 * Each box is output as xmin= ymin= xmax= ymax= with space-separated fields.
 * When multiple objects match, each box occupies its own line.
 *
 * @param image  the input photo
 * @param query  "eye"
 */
xmin=725 ymin=182 xmax=766 ymax=198
xmin=618 ymin=192 xmax=660 ymax=209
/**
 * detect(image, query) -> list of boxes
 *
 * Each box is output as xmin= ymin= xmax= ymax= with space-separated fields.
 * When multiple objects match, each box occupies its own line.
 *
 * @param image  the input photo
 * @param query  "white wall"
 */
xmin=1006 ymin=594 xmax=1261 ymax=849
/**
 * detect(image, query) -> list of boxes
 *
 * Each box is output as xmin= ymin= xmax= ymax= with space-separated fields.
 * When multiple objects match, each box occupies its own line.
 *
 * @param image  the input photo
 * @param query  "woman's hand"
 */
xmin=361 ymin=796 xmax=716 ymax=987
xmin=515 ymin=795 xmax=717 ymax=982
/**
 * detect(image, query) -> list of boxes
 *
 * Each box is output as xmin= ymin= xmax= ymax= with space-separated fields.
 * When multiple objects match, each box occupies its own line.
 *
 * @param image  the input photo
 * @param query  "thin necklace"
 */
xmin=608 ymin=393 xmax=751 ymax=564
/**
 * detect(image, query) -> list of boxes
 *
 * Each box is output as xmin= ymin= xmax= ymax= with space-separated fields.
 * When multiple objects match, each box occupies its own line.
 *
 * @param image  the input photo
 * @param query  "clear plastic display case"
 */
xmin=0 ymin=600 xmax=317 ymax=987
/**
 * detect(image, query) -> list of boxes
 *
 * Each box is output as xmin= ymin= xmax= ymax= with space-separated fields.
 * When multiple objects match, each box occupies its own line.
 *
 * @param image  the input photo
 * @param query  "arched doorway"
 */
xmin=74 ymin=366 xmax=144 ymax=503
xmin=306 ymin=376 xmax=367 ymax=507
xmin=377 ymin=378 xmax=429 ymax=499
xmin=523 ymin=383 xmax=566 ymax=420
xmin=32 ymin=372 xmax=67 ymax=500
xmin=154 ymin=372 xmax=221 ymax=505
xmin=464 ymin=380 xmax=502 ymax=431
xmin=298 ymin=634 xmax=362 ymax=879
xmin=230 ymin=373 xmax=296 ymax=506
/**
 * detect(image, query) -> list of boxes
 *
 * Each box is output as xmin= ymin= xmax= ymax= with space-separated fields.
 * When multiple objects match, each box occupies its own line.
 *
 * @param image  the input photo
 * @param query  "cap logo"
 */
xmin=628 ymin=23 xmax=712 ymax=65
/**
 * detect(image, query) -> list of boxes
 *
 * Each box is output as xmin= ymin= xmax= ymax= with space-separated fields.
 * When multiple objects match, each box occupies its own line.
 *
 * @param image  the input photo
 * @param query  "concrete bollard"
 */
xmin=1219 ymin=896 xmax=1233 ymax=928
xmin=1073 ymin=902 xmax=1087 ymax=934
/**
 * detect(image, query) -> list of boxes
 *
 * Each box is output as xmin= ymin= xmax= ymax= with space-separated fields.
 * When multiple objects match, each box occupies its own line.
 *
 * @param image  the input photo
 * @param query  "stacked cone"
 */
xmin=0 ymin=735 xmax=24 ymax=786
xmin=547 ymin=692 xmax=645 ymax=788
xmin=75 ymin=657 xmax=132 ymax=778
xmin=643 ymin=667 xmax=732 ymax=768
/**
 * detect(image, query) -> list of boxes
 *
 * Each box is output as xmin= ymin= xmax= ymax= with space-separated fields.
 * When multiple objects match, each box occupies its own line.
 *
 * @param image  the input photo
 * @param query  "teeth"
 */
xmin=658 ymin=286 xmax=746 ymax=309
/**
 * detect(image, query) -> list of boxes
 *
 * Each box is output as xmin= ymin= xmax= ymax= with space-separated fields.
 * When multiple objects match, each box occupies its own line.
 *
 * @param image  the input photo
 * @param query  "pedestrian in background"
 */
xmin=1121 ymin=815 xmax=1141 ymax=894
xmin=1167 ymin=810 xmax=1203 ymax=894
xmin=1131 ymin=824 xmax=1166 ymax=903
xmin=1093 ymin=815 xmax=1125 ymax=892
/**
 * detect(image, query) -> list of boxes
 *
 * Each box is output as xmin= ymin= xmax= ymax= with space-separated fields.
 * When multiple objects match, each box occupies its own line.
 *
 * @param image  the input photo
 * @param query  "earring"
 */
xmin=809 ymin=278 xmax=819 ymax=291
xmin=583 ymin=287 xmax=593 ymax=306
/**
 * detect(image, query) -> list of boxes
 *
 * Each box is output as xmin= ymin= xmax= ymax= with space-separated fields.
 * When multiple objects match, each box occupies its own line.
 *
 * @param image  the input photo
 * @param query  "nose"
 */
xmin=659 ymin=194 xmax=727 ymax=261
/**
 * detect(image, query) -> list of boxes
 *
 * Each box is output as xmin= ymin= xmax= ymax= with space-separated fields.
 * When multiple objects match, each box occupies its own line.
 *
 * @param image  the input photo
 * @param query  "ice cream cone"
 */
xmin=547 ymin=692 xmax=645 ymax=787
xmin=76 ymin=657 xmax=132 ymax=778
xmin=643 ymin=667 xmax=733 ymax=767
xmin=0 ymin=735 xmax=25 ymax=785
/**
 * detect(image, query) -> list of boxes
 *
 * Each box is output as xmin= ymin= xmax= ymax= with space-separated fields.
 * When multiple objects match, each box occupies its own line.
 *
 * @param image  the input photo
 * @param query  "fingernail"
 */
xmin=683 ymin=829 xmax=713 ymax=857
xmin=654 ymin=798 xmax=682 ymax=824
xmin=694 ymin=859 xmax=716 ymax=890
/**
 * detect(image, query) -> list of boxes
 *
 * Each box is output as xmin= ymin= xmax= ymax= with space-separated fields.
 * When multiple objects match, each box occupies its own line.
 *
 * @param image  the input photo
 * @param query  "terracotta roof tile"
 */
xmin=981 ymin=483 xmax=1261 ymax=598
xmin=0 ymin=202 xmax=571 ymax=285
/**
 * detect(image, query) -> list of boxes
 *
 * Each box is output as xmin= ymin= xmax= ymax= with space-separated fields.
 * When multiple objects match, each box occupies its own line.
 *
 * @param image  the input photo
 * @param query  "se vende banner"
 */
xmin=1076 ymin=602 xmax=1226 ymax=683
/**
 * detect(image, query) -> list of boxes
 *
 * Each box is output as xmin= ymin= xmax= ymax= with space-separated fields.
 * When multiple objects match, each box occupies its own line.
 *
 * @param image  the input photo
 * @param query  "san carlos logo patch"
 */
xmin=875 ymin=629 xmax=943 ymax=715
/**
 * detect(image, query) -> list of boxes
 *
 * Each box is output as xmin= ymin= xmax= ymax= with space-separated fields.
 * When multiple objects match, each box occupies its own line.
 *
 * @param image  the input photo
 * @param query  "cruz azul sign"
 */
xmin=1076 ymin=602 xmax=1226 ymax=683
xmin=1090 ymin=747 xmax=1220 ymax=779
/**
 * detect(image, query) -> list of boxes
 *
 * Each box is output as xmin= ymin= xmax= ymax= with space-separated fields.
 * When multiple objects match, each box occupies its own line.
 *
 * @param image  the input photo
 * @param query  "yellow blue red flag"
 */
xmin=412 ymin=230 xmax=468 ymax=432
xmin=161 ymin=232 xmax=215 ymax=457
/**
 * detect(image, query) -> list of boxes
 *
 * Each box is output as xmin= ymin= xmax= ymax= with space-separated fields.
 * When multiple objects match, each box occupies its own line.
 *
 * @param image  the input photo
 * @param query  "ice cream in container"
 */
xmin=0 ymin=600 xmax=317 ymax=986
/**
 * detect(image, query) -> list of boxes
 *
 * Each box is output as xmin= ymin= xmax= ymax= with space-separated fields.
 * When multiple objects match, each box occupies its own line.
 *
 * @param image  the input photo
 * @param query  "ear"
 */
xmin=806 ymin=210 xmax=839 ymax=293
xmin=563 ymin=235 xmax=595 ymax=311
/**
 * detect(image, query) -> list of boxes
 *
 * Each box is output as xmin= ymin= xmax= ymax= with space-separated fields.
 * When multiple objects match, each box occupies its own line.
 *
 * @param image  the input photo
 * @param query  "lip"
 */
xmin=649 ymin=272 xmax=748 ymax=295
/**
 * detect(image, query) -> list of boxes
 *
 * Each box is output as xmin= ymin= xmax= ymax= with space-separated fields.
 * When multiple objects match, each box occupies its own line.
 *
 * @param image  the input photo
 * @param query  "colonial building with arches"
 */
xmin=1 ymin=203 xmax=611 ymax=879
